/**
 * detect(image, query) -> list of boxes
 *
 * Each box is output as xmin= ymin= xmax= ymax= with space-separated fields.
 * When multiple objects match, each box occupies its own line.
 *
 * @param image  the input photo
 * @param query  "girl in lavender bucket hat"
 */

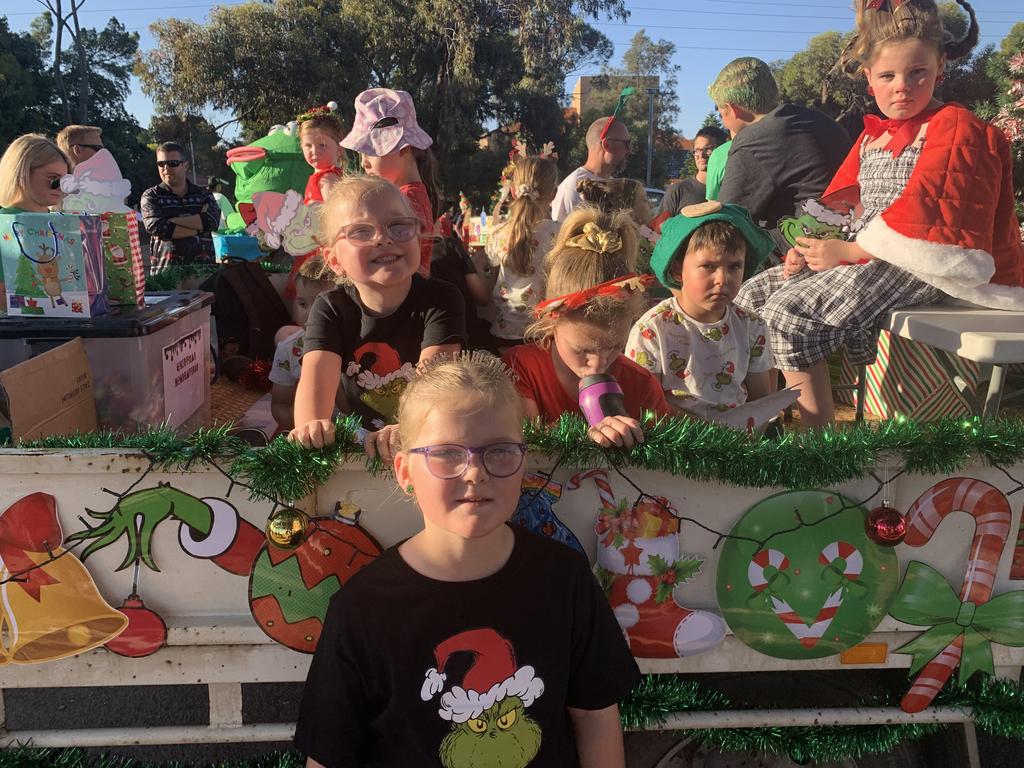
xmin=342 ymin=88 xmax=440 ymax=276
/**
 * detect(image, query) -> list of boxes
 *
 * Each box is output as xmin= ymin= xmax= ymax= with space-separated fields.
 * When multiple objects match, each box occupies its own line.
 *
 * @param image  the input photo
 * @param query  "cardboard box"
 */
xmin=0 ymin=338 xmax=98 ymax=441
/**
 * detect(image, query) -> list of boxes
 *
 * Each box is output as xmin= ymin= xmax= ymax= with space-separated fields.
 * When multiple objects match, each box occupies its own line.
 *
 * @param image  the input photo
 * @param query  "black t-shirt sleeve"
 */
xmin=294 ymin=594 xmax=372 ymax=767
xmin=421 ymin=278 xmax=468 ymax=349
xmin=566 ymin=554 xmax=641 ymax=710
xmin=303 ymin=291 xmax=347 ymax=358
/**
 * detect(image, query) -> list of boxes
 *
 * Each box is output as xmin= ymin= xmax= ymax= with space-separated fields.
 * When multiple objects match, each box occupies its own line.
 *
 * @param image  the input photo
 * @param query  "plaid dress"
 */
xmin=734 ymin=143 xmax=943 ymax=370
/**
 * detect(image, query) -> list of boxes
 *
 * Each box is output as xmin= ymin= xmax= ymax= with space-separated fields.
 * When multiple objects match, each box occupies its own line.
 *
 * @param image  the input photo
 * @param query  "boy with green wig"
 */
xmin=709 ymin=57 xmax=851 ymax=255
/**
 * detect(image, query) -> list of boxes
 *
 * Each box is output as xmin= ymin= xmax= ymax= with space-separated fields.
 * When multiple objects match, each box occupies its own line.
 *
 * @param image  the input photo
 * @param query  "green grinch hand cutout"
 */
xmin=66 ymin=484 xmax=215 ymax=571
xmin=716 ymin=490 xmax=899 ymax=660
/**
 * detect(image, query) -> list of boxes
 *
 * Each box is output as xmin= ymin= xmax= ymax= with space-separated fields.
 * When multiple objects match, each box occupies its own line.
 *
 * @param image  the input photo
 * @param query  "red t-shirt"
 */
xmin=400 ymin=181 xmax=434 ymax=277
xmin=502 ymin=343 xmax=672 ymax=423
xmin=304 ymin=167 xmax=343 ymax=205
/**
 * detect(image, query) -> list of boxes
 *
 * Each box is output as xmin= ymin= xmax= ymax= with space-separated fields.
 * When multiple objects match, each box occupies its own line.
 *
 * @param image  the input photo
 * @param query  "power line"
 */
xmin=4 ymin=1 xmax=244 ymax=16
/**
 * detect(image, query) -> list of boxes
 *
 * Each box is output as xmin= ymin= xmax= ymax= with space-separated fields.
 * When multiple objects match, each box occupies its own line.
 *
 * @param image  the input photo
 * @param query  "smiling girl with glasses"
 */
xmin=288 ymin=176 xmax=466 ymax=457
xmin=294 ymin=352 xmax=640 ymax=768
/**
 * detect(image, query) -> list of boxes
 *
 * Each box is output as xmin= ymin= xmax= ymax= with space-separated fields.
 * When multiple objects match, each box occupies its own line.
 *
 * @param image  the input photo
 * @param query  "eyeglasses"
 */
xmin=603 ymin=138 xmax=632 ymax=151
xmin=408 ymin=442 xmax=528 ymax=480
xmin=334 ymin=217 xmax=421 ymax=244
xmin=694 ymin=147 xmax=716 ymax=156
xmin=156 ymin=159 xmax=184 ymax=168
xmin=73 ymin=143 xmax=104 ymax=152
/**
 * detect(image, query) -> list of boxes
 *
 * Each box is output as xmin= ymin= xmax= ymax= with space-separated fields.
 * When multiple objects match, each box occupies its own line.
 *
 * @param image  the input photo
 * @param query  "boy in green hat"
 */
xmin=626 ymin=201 xmax=779 ymax=422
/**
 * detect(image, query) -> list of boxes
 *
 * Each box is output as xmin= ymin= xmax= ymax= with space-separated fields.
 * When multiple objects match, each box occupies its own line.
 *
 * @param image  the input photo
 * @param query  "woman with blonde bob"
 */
xmin=0 ymin=134 xmax=70 ymax=213
xmin=0 ymin=133 xmax=72 ymax=308
xmin=501 ymin=206 xmax=672 ymax=449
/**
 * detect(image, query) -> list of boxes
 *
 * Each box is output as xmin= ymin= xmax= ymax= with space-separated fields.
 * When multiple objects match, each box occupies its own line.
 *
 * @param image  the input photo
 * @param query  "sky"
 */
xmin=5 ymin=0 xmax=1023 ymax=143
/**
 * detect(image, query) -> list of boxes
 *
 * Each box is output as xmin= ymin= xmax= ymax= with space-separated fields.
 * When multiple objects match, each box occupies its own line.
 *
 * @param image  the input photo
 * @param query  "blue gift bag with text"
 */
xmin=1 ymin=212 xmax=107 ymax=317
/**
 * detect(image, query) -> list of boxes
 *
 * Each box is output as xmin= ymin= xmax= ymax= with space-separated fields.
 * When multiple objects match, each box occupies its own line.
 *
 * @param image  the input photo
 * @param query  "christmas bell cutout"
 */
xmin=0 ymin=493 xmax=127 ymax=665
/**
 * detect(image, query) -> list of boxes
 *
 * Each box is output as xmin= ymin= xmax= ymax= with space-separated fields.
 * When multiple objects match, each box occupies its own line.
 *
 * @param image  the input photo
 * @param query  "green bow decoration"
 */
xmin=821 ymin=559 xmax=870 ymax=601
xmin=890 ymin=561 xmax=1024 ymax=685
xmin=745 ymin=567 xmax=791 ymax=611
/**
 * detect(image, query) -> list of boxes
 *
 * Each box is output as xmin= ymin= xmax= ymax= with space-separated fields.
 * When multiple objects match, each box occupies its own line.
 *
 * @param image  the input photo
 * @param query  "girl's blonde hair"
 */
xmin=526 ymin=206 xmax=640 ymax=342
xmin=0 ymin=134 xmax=70 ymax=208
xmin=319 ymin=174 xmax=417 ymax=251
xmin=839 ymin=0 xmax=979 ymax=76
xmin=498 ymin=156 xmax=559 ymax=275
xmin=396 ymin=352 xmax=524 ymax=450
xmin=299 ymin=116 xmax=345 ymax=145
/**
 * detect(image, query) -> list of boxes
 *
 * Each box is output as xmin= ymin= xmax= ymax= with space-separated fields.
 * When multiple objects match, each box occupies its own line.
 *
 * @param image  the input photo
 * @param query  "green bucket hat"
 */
xmin=650 ymin=201 xmax=775 ymax=288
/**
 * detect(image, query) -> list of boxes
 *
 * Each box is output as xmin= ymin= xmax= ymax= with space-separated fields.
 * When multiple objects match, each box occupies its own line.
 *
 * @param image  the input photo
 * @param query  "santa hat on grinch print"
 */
xmin=420 ymin=628 xmax=544 ymax=722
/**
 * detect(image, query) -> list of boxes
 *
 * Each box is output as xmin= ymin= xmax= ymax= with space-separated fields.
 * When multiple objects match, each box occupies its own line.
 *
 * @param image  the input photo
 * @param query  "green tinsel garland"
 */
xmin=620 ymin=674 xmax=1024 ymax=763
xmin=3 ymin=677 xmax=1023 ymax=766
xmin=8 ymin=416 xmax=1024 ymax=505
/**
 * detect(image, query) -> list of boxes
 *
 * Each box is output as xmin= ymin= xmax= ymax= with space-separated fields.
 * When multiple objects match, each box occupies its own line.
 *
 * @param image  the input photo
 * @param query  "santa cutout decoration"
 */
xmin=248 ymin=190 xmax=320 ymax=257
xmin=421 ymin=628 xmax=545 ymax=768
xmin=60 ymin=149 xmax=132 ymax=214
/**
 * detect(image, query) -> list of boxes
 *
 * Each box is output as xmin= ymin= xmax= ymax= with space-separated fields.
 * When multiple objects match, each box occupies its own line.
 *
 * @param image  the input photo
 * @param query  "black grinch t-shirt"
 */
xmin=303 ymin=275 xmax=466 ymax=429
xmin=294 ymin=525 xmax=640 ymax=767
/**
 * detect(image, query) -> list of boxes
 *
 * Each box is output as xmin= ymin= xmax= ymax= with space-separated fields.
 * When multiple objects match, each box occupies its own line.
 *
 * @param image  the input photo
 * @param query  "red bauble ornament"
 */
xmin=866 ymin=506 xmax=907 ymax=546
xmin=104 ymin=593 xmax=167 ymax=657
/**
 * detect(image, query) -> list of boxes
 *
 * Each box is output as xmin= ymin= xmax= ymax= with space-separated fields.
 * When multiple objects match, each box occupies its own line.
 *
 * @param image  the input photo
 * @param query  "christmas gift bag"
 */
xmin=0 ymin=212 xmax=108 ymax=318
xmin=835 ymin=330 xmax=979 ymax=420
xmin=100 ymin=211 xmax=145 ymax=307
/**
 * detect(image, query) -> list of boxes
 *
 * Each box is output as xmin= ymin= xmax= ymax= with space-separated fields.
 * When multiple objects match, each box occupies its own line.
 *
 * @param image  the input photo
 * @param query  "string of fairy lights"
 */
xmin=3 ymin=436 xmax=1024 ymax=590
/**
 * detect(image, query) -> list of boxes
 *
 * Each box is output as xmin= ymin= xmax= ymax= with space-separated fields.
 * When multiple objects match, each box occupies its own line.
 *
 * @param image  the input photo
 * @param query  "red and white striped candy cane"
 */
xmin=900 ymin=478 xmax=1012 ymax=713
xmin=819 ymin=540 xmax=863 ymax=581
xmin=568 ymin=469 xmax=617 ymax=510
xmin=748 ymin=548 xmax=789 ymax=592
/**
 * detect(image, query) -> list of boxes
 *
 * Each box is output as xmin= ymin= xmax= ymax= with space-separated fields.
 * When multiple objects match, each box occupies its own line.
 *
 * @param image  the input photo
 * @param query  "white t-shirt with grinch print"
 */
xmin=485 ymin=218 xmax=559 ymax=340
xmin=626 ymin=298 xmax=773 ymax=417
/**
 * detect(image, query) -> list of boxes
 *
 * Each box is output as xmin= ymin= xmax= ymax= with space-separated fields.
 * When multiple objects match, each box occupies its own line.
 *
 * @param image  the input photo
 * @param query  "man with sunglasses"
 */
xmin=551 ymin=116 xmax=631 ymax=223
xmin=55 ymin=125 xmax=105 ymax=169
xmin=140 ymin=142 xmax=220 ymax=271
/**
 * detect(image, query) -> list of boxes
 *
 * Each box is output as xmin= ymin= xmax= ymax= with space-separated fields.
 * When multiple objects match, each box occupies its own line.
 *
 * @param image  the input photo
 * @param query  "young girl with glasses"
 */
xmin=294 ymin=352 xmax=639 ymax=768
xmin=288 ymin=176 xmax=466 ymax=457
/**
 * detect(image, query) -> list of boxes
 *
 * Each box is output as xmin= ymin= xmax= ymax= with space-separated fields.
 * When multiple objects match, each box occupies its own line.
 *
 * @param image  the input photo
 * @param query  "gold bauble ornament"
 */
xmin=265 ymin=508 xmax=310 ymax=549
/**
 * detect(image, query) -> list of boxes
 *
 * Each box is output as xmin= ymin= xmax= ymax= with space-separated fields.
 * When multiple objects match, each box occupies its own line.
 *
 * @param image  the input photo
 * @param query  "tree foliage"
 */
xmin=563 ymin=29 xmax=682 ymax=187
xmin=136 ymin=0 xmax=626 ymax=199
xmin=0 ymin=11 xmax=154 ymax=206
xmin=0 ymin=17 xmax=52 ymax=140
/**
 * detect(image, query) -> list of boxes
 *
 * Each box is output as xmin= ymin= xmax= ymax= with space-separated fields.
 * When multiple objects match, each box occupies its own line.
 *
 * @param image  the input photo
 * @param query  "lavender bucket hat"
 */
xmin=341 ymin=88 xmax=433 ymax=157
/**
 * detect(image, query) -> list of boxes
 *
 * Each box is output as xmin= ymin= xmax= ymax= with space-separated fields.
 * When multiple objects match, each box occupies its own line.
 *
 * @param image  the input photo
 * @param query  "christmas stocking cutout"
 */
xmin=572 ymin=470 xmax=726 ymax=658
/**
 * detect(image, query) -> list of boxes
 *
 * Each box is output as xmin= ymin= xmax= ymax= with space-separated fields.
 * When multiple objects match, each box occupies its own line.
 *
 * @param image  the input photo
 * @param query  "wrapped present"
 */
xmin=1 ymin=212 xmax=107 ymax=318
xmin=835 ymin=330 xmax=979 ymax=420
xmin=101 ymin=211 xmax=144 ymax=307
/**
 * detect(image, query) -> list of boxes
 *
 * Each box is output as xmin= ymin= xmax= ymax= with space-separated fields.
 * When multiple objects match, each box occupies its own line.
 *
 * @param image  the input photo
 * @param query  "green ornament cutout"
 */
xmin=716 ymin=490 xmax=899 ymax=659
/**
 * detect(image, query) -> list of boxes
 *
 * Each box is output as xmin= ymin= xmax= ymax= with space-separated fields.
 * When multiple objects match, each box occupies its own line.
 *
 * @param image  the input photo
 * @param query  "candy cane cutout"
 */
xmin=900 ymin=478 xmax=1012 ymax=713
xmin=749 ymin=542 xmax=861 ymax=648
xmin=748 ymin=548 xmax=789 ymax=592
xmin=568 ymin=469 xmax=617 ymax=511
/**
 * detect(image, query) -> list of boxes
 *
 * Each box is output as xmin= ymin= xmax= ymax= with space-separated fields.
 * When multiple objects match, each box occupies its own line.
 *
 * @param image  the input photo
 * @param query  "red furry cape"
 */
xmin=826 ymin=103 xmax=1024 ymax=310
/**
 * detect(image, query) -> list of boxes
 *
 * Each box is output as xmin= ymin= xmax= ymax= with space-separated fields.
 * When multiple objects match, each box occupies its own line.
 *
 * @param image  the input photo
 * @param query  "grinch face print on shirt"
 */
xmin=344 ymin=342 xmax=416 ymax=428
xmin=421 ymin=628 xmax=545 ymax=768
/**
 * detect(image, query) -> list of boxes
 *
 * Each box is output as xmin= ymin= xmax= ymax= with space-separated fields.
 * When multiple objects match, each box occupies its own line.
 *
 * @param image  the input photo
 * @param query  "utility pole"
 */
xmin=645 ymin=87 xmax=658 ymax=187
